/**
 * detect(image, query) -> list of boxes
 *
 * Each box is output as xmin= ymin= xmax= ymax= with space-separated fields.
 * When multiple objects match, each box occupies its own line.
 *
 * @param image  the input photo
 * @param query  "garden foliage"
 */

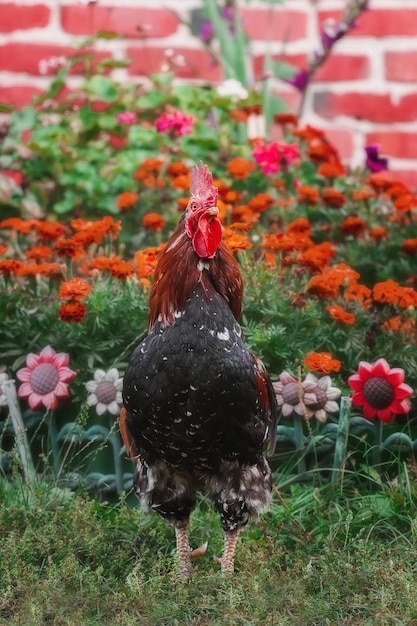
xmin=0 ymin=32 xmax=416 ymax=493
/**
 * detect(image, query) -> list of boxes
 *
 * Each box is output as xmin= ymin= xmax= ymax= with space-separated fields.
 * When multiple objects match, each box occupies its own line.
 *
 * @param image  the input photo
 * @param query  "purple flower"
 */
xmin=365 ymin=144 xmax=389 ymax=173
xmin=320 ymin=18 xmax=347 ymax=49
xmin=199 ymin=20 xmax=214 ymax=42
xmin=284 ymin=69 xmax=309 ymax=92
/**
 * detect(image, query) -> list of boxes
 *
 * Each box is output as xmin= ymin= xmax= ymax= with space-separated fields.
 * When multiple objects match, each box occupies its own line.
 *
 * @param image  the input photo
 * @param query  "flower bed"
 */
xmin=0 ymin=67 xmax=416 ymax=493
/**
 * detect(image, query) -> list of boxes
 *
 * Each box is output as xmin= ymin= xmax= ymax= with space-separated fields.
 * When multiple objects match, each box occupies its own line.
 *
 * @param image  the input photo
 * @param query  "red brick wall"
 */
xmin=1 ymin=0 xmax=417 ymax=187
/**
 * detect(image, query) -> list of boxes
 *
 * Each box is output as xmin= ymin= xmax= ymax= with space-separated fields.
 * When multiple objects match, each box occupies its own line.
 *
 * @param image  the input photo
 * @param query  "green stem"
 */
xmin=48 ymin=411 xmax=60 ymax=476
xmin=292 ymin=413 xmax=307 ymax=475
xmin=372 ymin=418 xmax=384 ymax=469
xmin=109 ymin=415 xmax=124 ymax=494
xmin=332 ymin=396 xmax=352 ymax=483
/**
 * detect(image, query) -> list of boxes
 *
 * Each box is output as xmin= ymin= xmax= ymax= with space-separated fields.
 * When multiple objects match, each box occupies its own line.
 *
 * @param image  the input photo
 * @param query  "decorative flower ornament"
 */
xmin=16 ymin=346 xmax=76 ymax=410
xmin=86 ymin=368 xmax=123 ymax=416
xmin=273 ymin=372 xmax=304 ymax=418
xmin=348 ymin=358 xmax=413 ymax=423
xmin=302 ymin=373 xmax=341 ymax=423
xmin=0 ymin=372 xmax=9 ymax=407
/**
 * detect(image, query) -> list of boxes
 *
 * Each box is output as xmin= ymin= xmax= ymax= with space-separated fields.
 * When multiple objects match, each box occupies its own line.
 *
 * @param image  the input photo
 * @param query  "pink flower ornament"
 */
xmin=17 ymin=346 xmax=77 ymax=410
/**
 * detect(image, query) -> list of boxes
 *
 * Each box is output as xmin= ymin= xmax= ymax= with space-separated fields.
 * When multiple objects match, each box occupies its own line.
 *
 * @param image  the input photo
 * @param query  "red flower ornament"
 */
xmin=16 ymin=346 xmax=77 ymax=410
xmin=348 ymin=358 xmax=413 ymax=423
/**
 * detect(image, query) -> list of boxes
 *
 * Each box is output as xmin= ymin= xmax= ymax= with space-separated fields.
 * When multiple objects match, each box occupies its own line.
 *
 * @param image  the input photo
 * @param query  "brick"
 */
xmin=253 ymin=53 xmax=306 ymax=79
xmin=127 ymin=46 xmax=222 ymax=82
xmin=385 ymin=51 xmax=417 ymax=82
xmin=313 ymin=92 xmax=417 ymax=124
xmin=0 ymin=43 xmax=111 ymax=76
xmin=324 ymin=128 xmax=354 ymax=161
xmin=0 ymin=3 xmax=50 ymax=32
xmin=241 ymin=8 xmax=307 ymax=41
xmin=315 ymin=54 xmax=369 ymax=82
xmin=0 ymin=85 xmax=43 ymax=109
xmin=366 ymin=132 xmax=417 ymax=160
xmin=319 ymin=9 xmax=417 ymax=37
xmin=61 ymin=6 xmax=178 ymax=38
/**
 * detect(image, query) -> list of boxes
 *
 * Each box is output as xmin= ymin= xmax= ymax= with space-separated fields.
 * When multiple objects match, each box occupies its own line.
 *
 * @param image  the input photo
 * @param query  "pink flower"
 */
xmin=16 ymin=346 xmax=77 ymax=410
xmin=252 ymin=141 xmax=299 ymax=174
xmin=116 ymin=112 xmax=137 ymax=125
xmin=155 ymin=109 xmax=195 ymax=137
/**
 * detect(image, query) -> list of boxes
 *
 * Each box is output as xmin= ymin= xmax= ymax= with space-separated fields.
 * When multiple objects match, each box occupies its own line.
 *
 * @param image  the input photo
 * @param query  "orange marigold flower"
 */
xmin=142 ymin=212 xmax=166 ymax=231
xmin=166 ymin=161 xmax=189 ymax=177
xmin=0 ymin=217 xmax=34 ymax=233
xmin=341 ymin=215 xmax=366 ymax=236
xmin=317 ymin=162 xmax=346 ymax=178
xmin=227 ymin=157 xmax=255 ymax=180
xmin=299 ymin=242 xmax=335 ymax=271
xmin=223 ymin=231 xmax=253 ymax=253
xmin=227 ymin=222 xmax=253 ymax=232
xmin=0 ymin=245 xmax=7 ymax=255
xmin=369 ymin=226 xmax=388 ymax=242
xmin=54 ymin=238 xmax=85 ymax=259
xmin=307 ymin=264 xmax=359 ymax=297
xmin=230 ymin=109 xmax=249 ymax=123
xmin=287 ymin=217 xmax=312 ymax=233
xmin=99 ymin=216 xmax=122 ymax=240
xmin=401 ymin=238 xmax=417 ymax=255
xmin=70 ymin=218 xmax=95 ymax=232
xmin=58 ymin=278 xmax=92 ymax=301
xmin=344 ymin=282 xmax=372 ymax=305
xmin=385 ymin=183 xmax=410 ymax=198
xmin=248 ymin=193 xmax=274 ymax=212
xmin=24 ymin=245 xmax=53 ymax=261
xmin=176 ymin=197 xmax=189 ymax=212
xmin=232 ymin=205 xmax=260 ymax=224
xmin=0 ymin=259 xmax=24 ymax=274
xmin=352 ymin=189 xmax=376 ymax=201
xmin=15 ymin=262 xmax=62 ymax=276
xmin=58 ymin=300 xmax=87 ymax=323
xmin=394 ymin=194 xmax=417 ymax=212
xmin=382 ymin=315 xmax=415 ymax=336
xmin=171 ymin=174 xmax=191 ymax=190
xmin=262 ymin=232 xmax=312 ymax=253
xmin=297 ymin=185 xmax=319 ymax=204
xmin=116 ymin=191 xmax=140 ymax=211
xmin=373 ymin=279 xmax=400 ymax=305
xmin=33 ymin=221 xmax=66 ymax=241
xmin=322 ymin=187 xmax=346 ymax=208
xmin=87 ymin=256 xmax=114 ymax=272
xmin=303 ymin=352 xmax=342 ymax=374
xmin=326 ymin=304 xmax=356 ymax=325
xmin=110 ymin=259 xmax=135 ymax=280
xmin=224 ymin=190 xmax=240 ymax=204
xmin=138 ymin=158 xmax=164 ymax=172
xmin=366 ymin=172 xmax=397 ymax=191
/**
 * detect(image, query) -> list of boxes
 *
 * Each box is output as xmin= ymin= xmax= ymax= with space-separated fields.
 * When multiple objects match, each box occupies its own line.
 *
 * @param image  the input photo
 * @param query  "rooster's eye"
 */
xmin=190 ymin=202 xmax=198 ymax=210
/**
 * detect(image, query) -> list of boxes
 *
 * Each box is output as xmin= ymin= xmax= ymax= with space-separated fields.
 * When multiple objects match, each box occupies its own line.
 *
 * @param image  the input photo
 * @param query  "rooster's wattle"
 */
xmin=120 ymin=162 xmax=277 ymax=578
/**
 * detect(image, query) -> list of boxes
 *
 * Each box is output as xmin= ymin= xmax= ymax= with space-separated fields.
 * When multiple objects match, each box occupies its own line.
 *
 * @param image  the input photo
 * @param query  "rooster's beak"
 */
xmin=206 ymin=206 xmax=219 ymax=216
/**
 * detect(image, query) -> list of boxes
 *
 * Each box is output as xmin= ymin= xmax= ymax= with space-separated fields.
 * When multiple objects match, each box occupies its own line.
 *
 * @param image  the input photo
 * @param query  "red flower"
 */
xmin=348 ymin=358 xmax=413 ymax=423
xmin=58 ymin=300 xmax=87 ymax=323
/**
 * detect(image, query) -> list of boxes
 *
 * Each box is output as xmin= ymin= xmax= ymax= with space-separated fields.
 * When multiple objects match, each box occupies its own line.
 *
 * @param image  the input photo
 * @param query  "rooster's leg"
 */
xmin=175 ymin=523 xmax=193 ymax=579
xmin=220 ymin=528 xmax=241 ymax=575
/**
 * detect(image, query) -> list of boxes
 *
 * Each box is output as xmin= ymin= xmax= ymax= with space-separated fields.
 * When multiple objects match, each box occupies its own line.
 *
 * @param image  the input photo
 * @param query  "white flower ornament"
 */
xmin=86 ymin=368 xmax=123 ymax=416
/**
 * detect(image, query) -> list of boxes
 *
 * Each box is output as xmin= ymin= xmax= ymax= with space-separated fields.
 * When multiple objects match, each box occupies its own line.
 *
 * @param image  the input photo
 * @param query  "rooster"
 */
xmin=120 ymin=162 xmax=277 ymax=578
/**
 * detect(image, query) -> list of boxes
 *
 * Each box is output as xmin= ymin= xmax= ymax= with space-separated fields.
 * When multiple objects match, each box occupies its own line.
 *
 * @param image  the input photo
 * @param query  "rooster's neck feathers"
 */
xmin=148 ymin=219 xmax=243 ymax=330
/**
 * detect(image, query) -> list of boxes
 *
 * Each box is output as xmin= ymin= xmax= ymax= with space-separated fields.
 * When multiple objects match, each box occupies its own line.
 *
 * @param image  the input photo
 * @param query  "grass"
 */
xmin=1 ymin=469 xmax=417 ymax=626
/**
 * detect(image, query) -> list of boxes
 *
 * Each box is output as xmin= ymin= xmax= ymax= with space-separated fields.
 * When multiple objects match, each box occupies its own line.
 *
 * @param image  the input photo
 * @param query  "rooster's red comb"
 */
xmin=190 ymin=161 xmax=218 ymax=205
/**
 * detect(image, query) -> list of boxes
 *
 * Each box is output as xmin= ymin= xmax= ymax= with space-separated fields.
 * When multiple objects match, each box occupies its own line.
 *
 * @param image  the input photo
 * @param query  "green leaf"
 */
xmin=85 ymin=76 xmax=119 ymax=102
xmin=136 ymin=91 xmax=166 ymax=109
